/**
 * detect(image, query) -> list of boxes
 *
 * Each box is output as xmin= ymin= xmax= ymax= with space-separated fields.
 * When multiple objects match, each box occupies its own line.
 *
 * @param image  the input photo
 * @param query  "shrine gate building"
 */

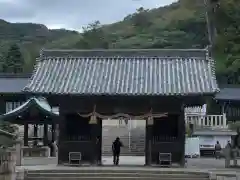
xmin=23 ymin=49 xmax=219 ymax=166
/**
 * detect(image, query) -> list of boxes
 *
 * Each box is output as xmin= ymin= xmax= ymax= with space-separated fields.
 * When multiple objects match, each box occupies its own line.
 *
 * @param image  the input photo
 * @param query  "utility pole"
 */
xmin=204 ymin=0 xmax=219 ymax=47
xmin=204 ymin=0 xmax=213 ymax=46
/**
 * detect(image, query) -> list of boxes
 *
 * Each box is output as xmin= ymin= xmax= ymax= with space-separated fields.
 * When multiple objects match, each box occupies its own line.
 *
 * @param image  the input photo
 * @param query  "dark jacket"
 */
xmin=215 ymin=143 xmax=221 ymax=151
xmin=234 ymin=134 xmax=240 ymax=148
xmin=112 ymin=140 xmax=123 ymax=153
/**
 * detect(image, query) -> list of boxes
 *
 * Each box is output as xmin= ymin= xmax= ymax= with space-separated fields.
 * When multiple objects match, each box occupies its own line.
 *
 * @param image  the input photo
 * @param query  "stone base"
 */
xmin=22 ymin=146 xmax=50 ymax=157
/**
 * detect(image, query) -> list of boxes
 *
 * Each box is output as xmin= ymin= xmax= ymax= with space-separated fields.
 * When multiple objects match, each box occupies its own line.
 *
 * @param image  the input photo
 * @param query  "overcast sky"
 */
xmin=0 ymin=0 xmax=176 ymax=30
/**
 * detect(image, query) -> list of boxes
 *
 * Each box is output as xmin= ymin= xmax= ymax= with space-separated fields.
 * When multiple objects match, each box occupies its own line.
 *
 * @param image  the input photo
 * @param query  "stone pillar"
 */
xmin=145 ymin=117 xmax=153 ymax=166
xmin=16 ymin=169 xmax=25 ymax=180
xmin=23 ymin=123 xmax=28 ymax=146
xmin=43 ymin=124 xmax=48 ymax=146
xmin=15 ymin=140 xmax=23 ymax=166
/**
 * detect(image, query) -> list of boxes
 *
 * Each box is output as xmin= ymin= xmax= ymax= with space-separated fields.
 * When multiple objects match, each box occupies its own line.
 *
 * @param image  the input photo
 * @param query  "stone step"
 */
xmin=26 ymin=172 xmax=209 ymax=180
xmin=25 ymin=169 xmax=209 ymax=175
xmin=26 ymin=177 xmax=209 ymax=180
xmin=26 ymin=170 xmax=209 ymax=180
xmin=27 ymin=172 xmax=209 ymax=178
xmin=26 ymin=177 xmax=208 ymax=180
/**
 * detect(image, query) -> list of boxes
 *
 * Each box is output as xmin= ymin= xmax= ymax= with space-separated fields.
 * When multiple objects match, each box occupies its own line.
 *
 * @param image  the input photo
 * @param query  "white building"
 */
xmin=193 ymin=129 xmax=236 ymax=156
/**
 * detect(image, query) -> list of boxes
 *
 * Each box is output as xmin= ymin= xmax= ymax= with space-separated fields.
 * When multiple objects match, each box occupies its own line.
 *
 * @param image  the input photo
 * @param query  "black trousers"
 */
xmin=113 ymin=151 xmax=120 ymax=165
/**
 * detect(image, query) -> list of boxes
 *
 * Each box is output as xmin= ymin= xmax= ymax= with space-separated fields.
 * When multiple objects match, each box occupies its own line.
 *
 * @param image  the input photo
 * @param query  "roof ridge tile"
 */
xmin=39 ymin=48 xmax=208 ymax=59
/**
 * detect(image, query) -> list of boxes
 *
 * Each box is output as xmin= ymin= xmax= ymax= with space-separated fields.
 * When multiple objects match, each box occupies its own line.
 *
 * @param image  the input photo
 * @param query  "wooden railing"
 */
xmin=185 ymin=114 xmax=228 ymax=129
xmin=0 ymin=151 xmax=16 ymax=174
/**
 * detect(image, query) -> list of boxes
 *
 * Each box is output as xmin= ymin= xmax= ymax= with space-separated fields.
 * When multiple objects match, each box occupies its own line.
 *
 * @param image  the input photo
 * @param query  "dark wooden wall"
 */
xmin=58 ymin=113 xmax=102 ymax=164
xmin=147 ymin=113 xmax=185 ymax=165
xmin=57 ymin=95 xmax=188 ymax=166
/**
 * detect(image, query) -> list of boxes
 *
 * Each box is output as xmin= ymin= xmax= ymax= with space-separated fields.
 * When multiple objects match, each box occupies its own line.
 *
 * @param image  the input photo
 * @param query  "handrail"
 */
xmin=185 ymin=114 xmax=228 ymax=129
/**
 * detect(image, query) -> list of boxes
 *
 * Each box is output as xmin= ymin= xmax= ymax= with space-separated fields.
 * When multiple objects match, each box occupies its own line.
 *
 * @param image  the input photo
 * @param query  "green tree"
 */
xmin=0 ymin=53 xmax=4 ymax=71
xmin=213 ymin=0 xmax=240 ymax=84
xmin=2 ymin=43 xmax=24 ymax=73
xmin=75 ymin=21 xmax=109 ymax=49
xmin=132 ymin=7 xmax=152 ymax=30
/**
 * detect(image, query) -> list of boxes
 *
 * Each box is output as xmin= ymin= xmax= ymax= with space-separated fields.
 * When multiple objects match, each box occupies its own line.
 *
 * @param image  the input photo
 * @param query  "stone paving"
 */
xmin=13 ymin=156 xmax=240 ymax=180
xmin=20 ymin=156 xmax=239 ymax=169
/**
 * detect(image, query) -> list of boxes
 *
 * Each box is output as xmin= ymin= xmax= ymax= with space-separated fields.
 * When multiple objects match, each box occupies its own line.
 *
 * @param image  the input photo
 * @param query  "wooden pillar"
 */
xmin=89 ymin=116 xmax=102 ymax=164
xmin=58 ymin=111 xmax=66 ymax=165
xmin=98 ymin=119 xmax=102 ymax=163
xmin=33 ymin=125 xmax=38 ymax=137
xmin=179 ymin=105 xmax=185 ymax=167
xmin=43 ymin=124 xmax=48 ymax=146
xmin=145 ymin=117 xmax=153 ymax=166
xmin=0 ymin=99 xmax=5 ymax=114
xmin=33 ymin=124 xmax=38 ymax=146
xmin=24 ymin=123 xmax=28 ymax=146
xmin=52 ymin=123 xmax=56 ymax=142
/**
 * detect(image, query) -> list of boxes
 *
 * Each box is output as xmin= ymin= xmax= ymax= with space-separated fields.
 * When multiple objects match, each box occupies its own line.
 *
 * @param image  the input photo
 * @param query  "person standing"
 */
xmin=215 ymin=141 xmax=221 ymax=159
xmin=112 ymin=137 xmax=123 ymax=165
xmin=224 ymin=140 xmax=232 ymax=168
xmin=52 ymin=140 xmax=58 ymax=157
xmin=95 ymin=136 xmax=101 ymax=165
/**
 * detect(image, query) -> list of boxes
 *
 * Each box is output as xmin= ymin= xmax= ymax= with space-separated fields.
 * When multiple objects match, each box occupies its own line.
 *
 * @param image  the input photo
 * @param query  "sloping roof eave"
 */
xmin=0 ymin=98 xmax=59 ymax=122
xmin=22 ymin=90 xmax=219 ymax=97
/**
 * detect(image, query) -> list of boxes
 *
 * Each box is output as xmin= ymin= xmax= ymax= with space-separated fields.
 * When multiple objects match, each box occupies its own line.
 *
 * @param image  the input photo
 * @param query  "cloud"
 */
xmin=0 ymin=0 xmax=176 ymax=30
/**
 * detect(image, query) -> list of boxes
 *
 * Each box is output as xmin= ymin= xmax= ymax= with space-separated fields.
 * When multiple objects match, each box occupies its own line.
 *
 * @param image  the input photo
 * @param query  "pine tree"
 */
xmin=2 ymin=44 xmax=24 ymax=73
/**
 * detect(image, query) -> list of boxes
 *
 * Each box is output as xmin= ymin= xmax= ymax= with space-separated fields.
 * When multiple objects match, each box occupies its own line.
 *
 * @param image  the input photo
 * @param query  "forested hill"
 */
xmin=0 ymin=19 xmax=81 ymax=72
xmin=0 ymin=0 xmax=239 ymax=84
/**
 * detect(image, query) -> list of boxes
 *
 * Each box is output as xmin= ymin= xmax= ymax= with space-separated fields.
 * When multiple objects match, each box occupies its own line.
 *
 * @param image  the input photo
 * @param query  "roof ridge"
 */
xmin=41 ymin=48 xmax=207 ymax=52
xmin=41 ymin=56 xmax=207 ymax=61
xmin=39 ymin=48 xmax=208 ymax=60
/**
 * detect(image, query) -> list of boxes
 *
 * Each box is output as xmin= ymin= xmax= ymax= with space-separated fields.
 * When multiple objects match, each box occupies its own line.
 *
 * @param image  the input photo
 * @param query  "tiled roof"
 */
xmin=0 ymin=97 xmax=59 ymax=123
xmin=0 ymin=73 xmax=30 ymax=93
xmin=215 ymin=85 xmax=240 ymax=101
xmin=24 ymin=49 xmax=219 ymax=96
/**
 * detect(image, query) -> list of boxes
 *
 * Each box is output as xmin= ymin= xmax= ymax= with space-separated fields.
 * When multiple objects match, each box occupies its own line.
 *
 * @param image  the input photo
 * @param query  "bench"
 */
xmin=159 ymin=153 xmax=172 ymax=167
xmin=69 ymin=152 xmax=81 ymax=165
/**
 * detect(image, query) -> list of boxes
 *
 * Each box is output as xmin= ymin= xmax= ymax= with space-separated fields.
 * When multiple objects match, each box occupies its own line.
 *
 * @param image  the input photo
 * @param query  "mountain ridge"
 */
xmin=0 ymin=0 xmax=239 ymax=84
